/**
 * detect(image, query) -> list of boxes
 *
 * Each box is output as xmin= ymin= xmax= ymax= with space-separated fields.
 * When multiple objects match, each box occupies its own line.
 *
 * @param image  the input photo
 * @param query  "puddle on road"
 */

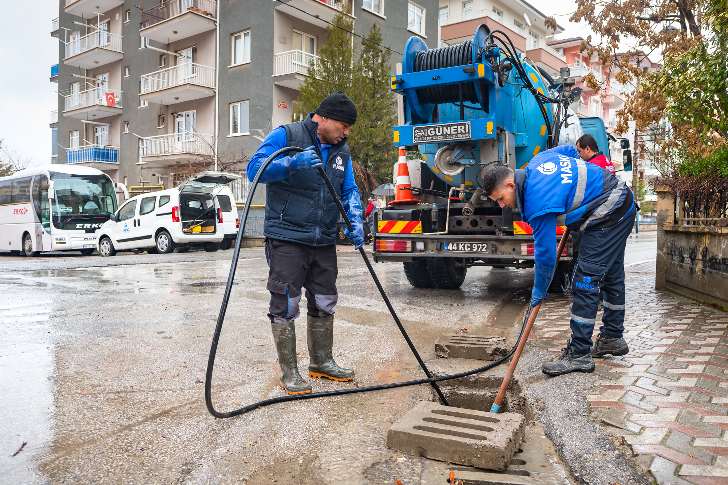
xmin=0 ymin=300 xmax=55 ymax=484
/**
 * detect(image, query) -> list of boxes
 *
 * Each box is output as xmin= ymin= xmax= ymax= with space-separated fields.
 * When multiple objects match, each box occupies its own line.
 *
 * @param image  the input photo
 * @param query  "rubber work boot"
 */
xmin=592 ymin=334 xmax=629 ymax=358
xmin=270 ymin=319 xmax=312 ymax=395
xmin=307 ymin=314 xmax=354 ymax=382
xmin=542 ymin=344 xmax=595 ymax=377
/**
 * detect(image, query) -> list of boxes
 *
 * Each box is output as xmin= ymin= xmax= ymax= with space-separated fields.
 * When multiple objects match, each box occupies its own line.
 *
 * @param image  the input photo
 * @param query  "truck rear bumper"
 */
xmin=373 ymin=232 xmax=571 ymax=263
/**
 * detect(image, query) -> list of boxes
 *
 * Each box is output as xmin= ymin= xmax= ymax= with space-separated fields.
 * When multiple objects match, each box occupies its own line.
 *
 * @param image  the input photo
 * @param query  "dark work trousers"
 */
xmin=568 ymin=209 xmax=636 ymax=355
xmin=264 ymin=238 xmax=338 ymax=323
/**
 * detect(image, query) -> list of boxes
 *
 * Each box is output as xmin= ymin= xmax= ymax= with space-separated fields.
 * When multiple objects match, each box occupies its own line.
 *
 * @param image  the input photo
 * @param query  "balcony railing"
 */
xmin=274 ymin=50 xmax=320 ymax=77
xmin=317 ymin=0 xmax=353 ymax=14
xmin=67 ymin=145 xmax=119 ymax=164
xmin=64 ymin=88 xmax=123 ymax=112
xmin=141 ymin=0 xmax=217 ymax=29
xmin=65 ymin=30 xmax=123 ymax=59
xmin=140 ymin=63 xmax=215 ymax=95
xmin=139 ymin=132 xmax=214 ymax=158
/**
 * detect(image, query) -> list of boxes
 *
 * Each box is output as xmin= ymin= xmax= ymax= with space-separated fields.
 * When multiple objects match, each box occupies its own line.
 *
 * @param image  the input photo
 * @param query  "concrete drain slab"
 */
xmin=435 ymin=335 xmax=508 ymax=360
xmin=387 ymin=401 xmax=525 ymax=471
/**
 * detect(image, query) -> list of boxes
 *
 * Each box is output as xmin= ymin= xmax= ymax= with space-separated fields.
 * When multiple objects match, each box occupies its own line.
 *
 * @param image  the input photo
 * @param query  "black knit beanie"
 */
xmin=315 ymin=92 xmax=357 ymax=125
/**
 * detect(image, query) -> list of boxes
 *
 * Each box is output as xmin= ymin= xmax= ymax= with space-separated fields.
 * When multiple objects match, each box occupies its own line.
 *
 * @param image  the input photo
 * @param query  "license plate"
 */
xmin=82 ymin=244 xmax=95 ymax=249
xmin=443 ymin=241 xmax=488 ymax=253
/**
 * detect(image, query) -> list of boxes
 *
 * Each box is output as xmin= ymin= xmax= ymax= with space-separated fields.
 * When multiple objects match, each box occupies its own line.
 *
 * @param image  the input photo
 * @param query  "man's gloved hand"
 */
xmin=530 ymin=286 xmax=546 ymax=308
xmin=289 ymin=146 xmax=321 ymax=171
xmin=344 ymin=222 xmax=365 ymax=249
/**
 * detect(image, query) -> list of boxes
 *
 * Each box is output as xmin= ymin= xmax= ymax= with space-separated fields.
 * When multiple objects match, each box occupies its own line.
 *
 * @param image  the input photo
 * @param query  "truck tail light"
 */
xmin=520 ymin=242 xmax=534 ymax=256
xmin=172 ymin=206 xmax=180 ymax=223
xmin=375 ymin=239 xmax=412 ymax=252
xmin=235 ymin=217 xmax=240 ymax=229
xmin=217 ymin=208 xmax=223 ymax=224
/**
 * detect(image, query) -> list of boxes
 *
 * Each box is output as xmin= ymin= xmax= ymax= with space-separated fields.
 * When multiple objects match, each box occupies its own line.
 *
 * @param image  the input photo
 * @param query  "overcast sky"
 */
xmin=0 ymin=0 xmax=596 ymax=167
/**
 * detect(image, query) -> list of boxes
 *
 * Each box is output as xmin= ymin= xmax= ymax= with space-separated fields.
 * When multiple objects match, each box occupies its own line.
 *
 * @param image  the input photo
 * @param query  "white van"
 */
xmin=96 ymin=179 xmax=226 ymax=256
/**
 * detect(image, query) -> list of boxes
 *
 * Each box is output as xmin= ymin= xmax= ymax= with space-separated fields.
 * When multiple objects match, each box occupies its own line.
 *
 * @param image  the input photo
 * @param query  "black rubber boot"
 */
xmin=271 ymin=319 xmax=312 ymax=395
xmin=542 ymin=344 xmax=595 ymax=376
xmin=307 ymin=314 xmax=354 ymax=382
xmin=592 ymin=334 xmax=629 ymax=358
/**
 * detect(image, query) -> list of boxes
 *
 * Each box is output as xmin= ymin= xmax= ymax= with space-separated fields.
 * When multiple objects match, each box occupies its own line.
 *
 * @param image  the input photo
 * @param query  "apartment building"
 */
xmin=438 ymin=0 xmax=566 ymax=77
xmin=51 ymin=0 xmax=438 ymax=194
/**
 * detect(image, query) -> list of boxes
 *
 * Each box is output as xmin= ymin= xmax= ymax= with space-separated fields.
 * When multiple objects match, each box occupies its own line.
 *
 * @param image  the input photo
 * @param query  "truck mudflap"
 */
xmin=373 ymin=232 xmax=572 ymax=264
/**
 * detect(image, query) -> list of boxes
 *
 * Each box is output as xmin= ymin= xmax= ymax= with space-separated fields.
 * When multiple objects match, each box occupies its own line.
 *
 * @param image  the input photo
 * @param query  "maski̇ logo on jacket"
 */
xmin=334 ymin=155 xmax=345 ymax=171
xmin=537 ymin=161 xmax=557 ymax=175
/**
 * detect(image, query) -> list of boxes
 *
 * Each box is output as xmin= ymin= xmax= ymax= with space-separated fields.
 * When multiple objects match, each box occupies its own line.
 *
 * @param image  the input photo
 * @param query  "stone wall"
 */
xmin=656 ymin=187 xmax=728 ymax=310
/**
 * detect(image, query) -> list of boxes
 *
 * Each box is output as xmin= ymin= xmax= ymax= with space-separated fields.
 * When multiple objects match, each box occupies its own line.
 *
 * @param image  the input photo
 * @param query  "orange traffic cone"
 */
xmin=390 ymin=148 xmax=420 ymax=205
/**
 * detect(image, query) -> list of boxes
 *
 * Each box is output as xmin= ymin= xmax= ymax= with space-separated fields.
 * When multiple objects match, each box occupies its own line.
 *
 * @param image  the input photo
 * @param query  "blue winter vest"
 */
xmin=264 ymin=116 xmax=350 ymax=246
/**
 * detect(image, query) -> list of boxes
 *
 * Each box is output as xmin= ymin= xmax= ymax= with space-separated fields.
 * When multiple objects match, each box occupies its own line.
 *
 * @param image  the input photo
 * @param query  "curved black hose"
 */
xmin=204 ymin=147 xmax=551 ymax=419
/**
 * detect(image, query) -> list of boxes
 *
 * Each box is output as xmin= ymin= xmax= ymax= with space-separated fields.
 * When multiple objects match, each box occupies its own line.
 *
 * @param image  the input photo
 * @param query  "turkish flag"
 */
xmin=105 ymin=92 xmax=116 ymax=107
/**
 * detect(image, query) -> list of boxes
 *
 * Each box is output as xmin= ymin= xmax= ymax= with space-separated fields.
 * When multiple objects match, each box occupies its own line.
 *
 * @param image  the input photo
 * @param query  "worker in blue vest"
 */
xmin=247 ymin=92 xmax=365 ymax=395
xmin=481 ymin=145 xmax=636 ymax=376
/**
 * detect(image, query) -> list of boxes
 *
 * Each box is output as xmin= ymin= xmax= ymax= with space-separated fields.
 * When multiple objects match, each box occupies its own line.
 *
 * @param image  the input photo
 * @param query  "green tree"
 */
xmin=295 ymin=13 xmax=354 ymax=117
xmin=349 ymin=24 xmax=396 ymax=198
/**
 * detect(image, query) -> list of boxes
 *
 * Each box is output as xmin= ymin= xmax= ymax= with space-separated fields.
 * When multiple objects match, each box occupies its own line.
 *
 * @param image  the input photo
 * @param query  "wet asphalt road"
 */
xmin=0 ymin=233 xmax=657 ymax=484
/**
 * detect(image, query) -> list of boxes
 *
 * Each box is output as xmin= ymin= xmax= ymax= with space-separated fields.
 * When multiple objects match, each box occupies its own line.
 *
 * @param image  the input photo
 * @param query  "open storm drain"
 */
xmin=432 ymin=375 xmax=572 ymax=484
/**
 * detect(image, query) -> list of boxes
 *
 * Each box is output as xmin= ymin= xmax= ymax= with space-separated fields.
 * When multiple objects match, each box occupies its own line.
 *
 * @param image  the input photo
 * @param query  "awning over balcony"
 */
xmin=140 ymin=0 xmax=217 ymax=44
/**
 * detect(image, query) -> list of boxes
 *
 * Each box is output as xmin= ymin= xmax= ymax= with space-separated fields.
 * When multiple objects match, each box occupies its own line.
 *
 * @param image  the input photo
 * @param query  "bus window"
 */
xmin=12 ymin=177 xmax=31 ymax=203
xmin=32 ymin=176 xmax=51 ymax=231
xmin=0 ymin=180 xmax=11 ymax=205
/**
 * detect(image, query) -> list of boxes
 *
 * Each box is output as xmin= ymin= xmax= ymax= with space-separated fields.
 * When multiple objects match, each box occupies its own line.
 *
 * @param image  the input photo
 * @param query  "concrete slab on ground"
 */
xmin=435 ymin=334 xmax=509 ymax=360
xmin=387 ymin=401 xmax=525 ymax=471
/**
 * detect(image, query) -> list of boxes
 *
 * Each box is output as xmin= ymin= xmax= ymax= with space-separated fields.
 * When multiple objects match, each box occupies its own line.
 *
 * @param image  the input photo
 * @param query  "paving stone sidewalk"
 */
xmin=531 ymin=261 xmax=728 ymax=485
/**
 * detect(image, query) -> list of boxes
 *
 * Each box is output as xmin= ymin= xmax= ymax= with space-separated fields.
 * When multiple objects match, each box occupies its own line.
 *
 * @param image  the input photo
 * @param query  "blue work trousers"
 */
xmin=569 ymin=209 xmax=636 ymax=355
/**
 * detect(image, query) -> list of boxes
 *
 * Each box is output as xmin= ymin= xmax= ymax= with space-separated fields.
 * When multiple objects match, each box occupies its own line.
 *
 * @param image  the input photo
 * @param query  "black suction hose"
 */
xmin=204 ymin=147 xmax=559 ymax=419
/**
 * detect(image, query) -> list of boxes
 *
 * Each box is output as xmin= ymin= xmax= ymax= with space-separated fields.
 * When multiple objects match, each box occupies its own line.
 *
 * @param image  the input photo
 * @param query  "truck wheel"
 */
xmin=549 ymin=261 xmax=572 ymax=294
xmin=403 ymin=260 xmax=435 ymax=288
xmin=155 ymin=230 xmax=175 ymax=254
xmin=427 ymin=258 xmax=467 ymax=290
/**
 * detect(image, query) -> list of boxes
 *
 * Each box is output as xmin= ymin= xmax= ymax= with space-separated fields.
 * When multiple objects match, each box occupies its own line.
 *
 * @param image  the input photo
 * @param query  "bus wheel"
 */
xmin=155 ymin=230 xmax=175 ymax=254
xmin=99 ymin=237 xmax=116 ymax=257
xmin=22 ymin=233 xmax=38 ymax=257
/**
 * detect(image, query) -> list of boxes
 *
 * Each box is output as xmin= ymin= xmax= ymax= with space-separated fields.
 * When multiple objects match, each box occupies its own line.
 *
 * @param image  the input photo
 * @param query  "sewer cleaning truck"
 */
xmin=373 ymin=25 xmax=629 ymax=290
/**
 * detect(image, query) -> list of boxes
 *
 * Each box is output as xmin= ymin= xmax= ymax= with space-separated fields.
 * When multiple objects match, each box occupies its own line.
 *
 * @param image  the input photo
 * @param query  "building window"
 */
xmin=462 ymin=0 xmax=473 ymax=18
xmin=124 ymin=66 xmax=130 ymax=77
xmin=513 ymin=18 xmax=525 ymax=30
xmin=139 ymin=99 xmax=149 ymax=109
xmin=157 ymin=114 xmax=166 ymax=128
xmin=362 ymin=0 xmax=384 ymax=16
xmin=438 ymin=6 xmax=448 ymax=25
xmin=528 ymin=31 xmax=540 ymax=49
xmin=123 ymin=121 xmax=129 ymax=134
xmin=492 ymin=6 xmax=503 ymax=18
xmin=159 ymin=54 xmax=167 ymax=68
xmin=408 ymin=2 xmax=425 ymax=35
xmin=231 ymin=30 xmax=251 ymax=66
xmin=124 ymin=9 xmax=131 ymax=22
xmin=69 ymin=130 xmax=80 ymax=150
xmin=229 ymin=100 xmax=249 ymax=135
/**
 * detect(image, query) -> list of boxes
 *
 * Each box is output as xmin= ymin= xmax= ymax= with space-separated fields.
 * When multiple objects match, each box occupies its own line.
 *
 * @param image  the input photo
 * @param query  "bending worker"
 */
xmin=247 ymin=92 xmax=365 ymax=395
xmin=481 ymin=145 xmax=636 ymax=376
